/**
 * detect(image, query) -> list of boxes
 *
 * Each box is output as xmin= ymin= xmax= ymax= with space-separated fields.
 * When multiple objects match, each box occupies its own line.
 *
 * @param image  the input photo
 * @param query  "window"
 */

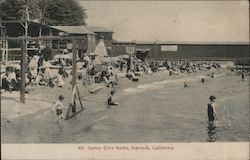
xmin=161 ymin=45 xmax=178 ymax=52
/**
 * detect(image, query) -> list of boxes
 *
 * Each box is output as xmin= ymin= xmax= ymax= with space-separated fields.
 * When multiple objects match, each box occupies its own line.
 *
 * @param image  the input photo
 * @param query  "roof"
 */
xmin=137 ymin=41 xmax=250 ymax=45
xmin=86 ymin=26 xmax=114 ymax=33
xmin=2 ymin=20 xmax=58 ymax=30
xmin=113 ymin=40 xmax=249 ymax=45
xmin=50 ymin=26 xmax=95 ymax=35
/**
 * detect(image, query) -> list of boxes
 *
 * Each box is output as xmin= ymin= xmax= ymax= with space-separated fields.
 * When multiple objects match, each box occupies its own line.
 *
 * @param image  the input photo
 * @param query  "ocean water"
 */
xmin=1 ymin=72 xmax=249 ymax=143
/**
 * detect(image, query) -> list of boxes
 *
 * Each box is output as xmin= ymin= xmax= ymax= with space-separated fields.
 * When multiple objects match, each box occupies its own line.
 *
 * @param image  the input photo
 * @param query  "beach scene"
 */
xmin=1 ymin=0 xmax=249 ymax=144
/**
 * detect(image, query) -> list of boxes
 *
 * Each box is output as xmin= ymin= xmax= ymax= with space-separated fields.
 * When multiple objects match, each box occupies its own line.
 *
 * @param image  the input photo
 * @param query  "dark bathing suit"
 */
xmin=108 ymin=96 xmax=117 ymax=105
xmin=56 ymin=109 xmax=63 ymax=116
xmin=207 ymin=103 xmax=215 ymax=122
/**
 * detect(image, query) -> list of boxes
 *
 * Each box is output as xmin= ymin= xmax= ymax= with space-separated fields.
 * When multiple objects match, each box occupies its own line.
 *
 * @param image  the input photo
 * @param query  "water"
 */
xmin=1 ymin=72 xmax=249 ymax=143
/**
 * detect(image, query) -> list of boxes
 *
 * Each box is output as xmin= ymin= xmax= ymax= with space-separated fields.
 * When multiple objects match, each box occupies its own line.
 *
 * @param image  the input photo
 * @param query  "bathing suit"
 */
xmin=56 ymin=109 xmax=63 ymax=116
xmin=207 ymin=102 xmax=215 ymax=122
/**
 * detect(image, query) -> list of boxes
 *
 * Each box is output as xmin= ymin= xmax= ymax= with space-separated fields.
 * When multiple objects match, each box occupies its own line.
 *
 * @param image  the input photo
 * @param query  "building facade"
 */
xmin=111 ymin=41 xmax=250 ymax=61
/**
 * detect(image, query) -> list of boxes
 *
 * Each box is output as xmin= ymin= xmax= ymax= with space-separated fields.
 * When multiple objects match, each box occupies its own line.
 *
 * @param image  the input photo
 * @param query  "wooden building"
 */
xmin=1 ymin=20 xmax=61 ymax=61
xmin=0 ymin=21 xmax=97 ymax=61
xmin=111 ymin=40 xmax=250 ymax=62
xmin=50 ymin=26 xmax=96 ymax=57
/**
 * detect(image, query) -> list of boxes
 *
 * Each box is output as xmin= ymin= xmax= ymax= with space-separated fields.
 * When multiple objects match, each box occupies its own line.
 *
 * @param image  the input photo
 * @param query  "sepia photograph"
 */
xmin=1 ymin=0 xmax=249 ymax=159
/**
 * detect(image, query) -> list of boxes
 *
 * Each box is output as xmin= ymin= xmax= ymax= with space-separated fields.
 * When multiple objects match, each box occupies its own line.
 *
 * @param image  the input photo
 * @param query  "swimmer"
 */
xmin=201 ymin=78 xmax=205 ymax=83
xmin=107 ymin=90 xmax=119 ymax=108
xmin=211 ymin=72 xmax=214 ymax=78
xmin=184 ymin=82 xmax=188 ymax=88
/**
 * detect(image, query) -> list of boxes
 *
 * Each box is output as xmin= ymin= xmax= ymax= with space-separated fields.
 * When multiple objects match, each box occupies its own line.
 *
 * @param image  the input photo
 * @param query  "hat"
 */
xmin=59 ymin=95 xmax=64 ymax=100
xmin=209 ymin=95 xmax=216 ymax=100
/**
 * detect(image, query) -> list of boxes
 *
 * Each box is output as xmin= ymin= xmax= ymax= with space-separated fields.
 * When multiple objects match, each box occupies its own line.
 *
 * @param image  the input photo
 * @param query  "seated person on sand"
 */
xmin=5 ymin=69 xmax=19 ymax=92
xmin=58 ymin=66 xmax=68 ymax=79
xmin=107 ymin=90 xmax=119 ymax=108
xmin=2 ymin=73 xmax=11 ymax=92
xmin=36 ymin=66 xmax=57 ymax=87
xmin=102 ymin=71 xmax=118 ymax=87
xmin=126 ymin=70 xmax=139 ymax=81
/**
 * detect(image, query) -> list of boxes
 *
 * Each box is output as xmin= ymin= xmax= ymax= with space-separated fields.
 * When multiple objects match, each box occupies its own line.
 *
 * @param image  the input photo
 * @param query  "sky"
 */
xmin=79 ymin=1 xmax=249 ymax=42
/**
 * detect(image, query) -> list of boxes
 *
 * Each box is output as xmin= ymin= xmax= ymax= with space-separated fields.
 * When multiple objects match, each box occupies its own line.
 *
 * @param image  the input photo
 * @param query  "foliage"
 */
xmin=41 ymin=0 xmax=88 ymax=25
xmin=1 ymin=0 xmax=40 ymax=20
xmin=1 ymin=0 xmax=87 ymax=25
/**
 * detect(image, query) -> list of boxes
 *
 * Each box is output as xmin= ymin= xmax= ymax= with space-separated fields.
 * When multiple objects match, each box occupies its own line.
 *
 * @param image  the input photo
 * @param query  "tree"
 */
xmin=1 ymin=0 xmax=88 ymax=25
xmin=1 ymin=0 xmax=40 ymax=20
xmin=40 ymin=0 xmax=87 ymax=26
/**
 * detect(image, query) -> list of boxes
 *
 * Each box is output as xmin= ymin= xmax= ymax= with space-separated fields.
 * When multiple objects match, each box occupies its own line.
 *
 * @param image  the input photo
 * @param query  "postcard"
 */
xmin=1 ymin=0 xmax=249 ymax=159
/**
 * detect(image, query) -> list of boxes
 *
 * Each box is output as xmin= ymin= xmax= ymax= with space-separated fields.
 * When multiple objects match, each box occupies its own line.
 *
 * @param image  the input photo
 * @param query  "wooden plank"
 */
xmin=20 ymin=40 xmax=27 ymax=104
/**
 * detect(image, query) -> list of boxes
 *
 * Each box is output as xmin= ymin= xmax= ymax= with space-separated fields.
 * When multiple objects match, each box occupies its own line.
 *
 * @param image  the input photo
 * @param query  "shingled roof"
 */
xmin=50 ymin=26 xmax=95 ymax=35
xmin=86 ymin=26 xmax=114 ymax=33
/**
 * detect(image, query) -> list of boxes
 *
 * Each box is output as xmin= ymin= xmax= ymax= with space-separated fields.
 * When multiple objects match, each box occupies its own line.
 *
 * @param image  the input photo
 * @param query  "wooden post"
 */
xmin=20 ymin=40 xmax=27 ymax=103
xmin=5 ymin=41 xmax=8 ymax=64
xmin=72 ymin=39 xmax=77 ymax=89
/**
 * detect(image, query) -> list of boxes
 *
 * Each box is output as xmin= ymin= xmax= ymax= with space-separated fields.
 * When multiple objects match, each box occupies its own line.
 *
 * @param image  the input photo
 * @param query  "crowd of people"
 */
xmin=1 ymin=51 xmax=248 ymax=94
xmin=1 ymin=51 xmax=249 ymax=128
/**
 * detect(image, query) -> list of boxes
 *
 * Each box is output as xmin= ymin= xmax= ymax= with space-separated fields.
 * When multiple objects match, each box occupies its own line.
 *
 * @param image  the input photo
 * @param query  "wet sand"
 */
xmin=1 ymin=69 xmax=249 ymax=143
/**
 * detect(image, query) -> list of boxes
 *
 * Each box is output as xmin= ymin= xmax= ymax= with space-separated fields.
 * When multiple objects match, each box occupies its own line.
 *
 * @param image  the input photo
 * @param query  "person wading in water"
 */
xmin=52 ymin=95 xmax=65 ymax=124
xmin=106 ymin=90 xmax=119 ymax=108
xmin=207 ymin=95 xmax=217 ymax=124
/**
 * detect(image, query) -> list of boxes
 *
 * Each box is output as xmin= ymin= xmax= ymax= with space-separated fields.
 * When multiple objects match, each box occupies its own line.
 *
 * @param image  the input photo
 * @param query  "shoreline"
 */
xmin=1 ymin=67 xmax=227 ymax=120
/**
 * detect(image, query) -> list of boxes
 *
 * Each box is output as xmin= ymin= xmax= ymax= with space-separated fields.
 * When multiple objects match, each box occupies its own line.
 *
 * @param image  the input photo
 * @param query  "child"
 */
xmin=207 ymin=96 xmax=217 ymax=123
xmin=52 ymin=95 xmax=65 ymax=124
xmin=184 ymin=82 xmax=188 ymax=88
xmin=107 ymin=90 xmax=119 ymax=108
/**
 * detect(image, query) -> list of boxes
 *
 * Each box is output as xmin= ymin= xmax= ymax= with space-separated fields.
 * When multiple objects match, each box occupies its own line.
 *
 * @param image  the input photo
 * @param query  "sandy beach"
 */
xmin=1 ymin=66 xmax=249 ymax=143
